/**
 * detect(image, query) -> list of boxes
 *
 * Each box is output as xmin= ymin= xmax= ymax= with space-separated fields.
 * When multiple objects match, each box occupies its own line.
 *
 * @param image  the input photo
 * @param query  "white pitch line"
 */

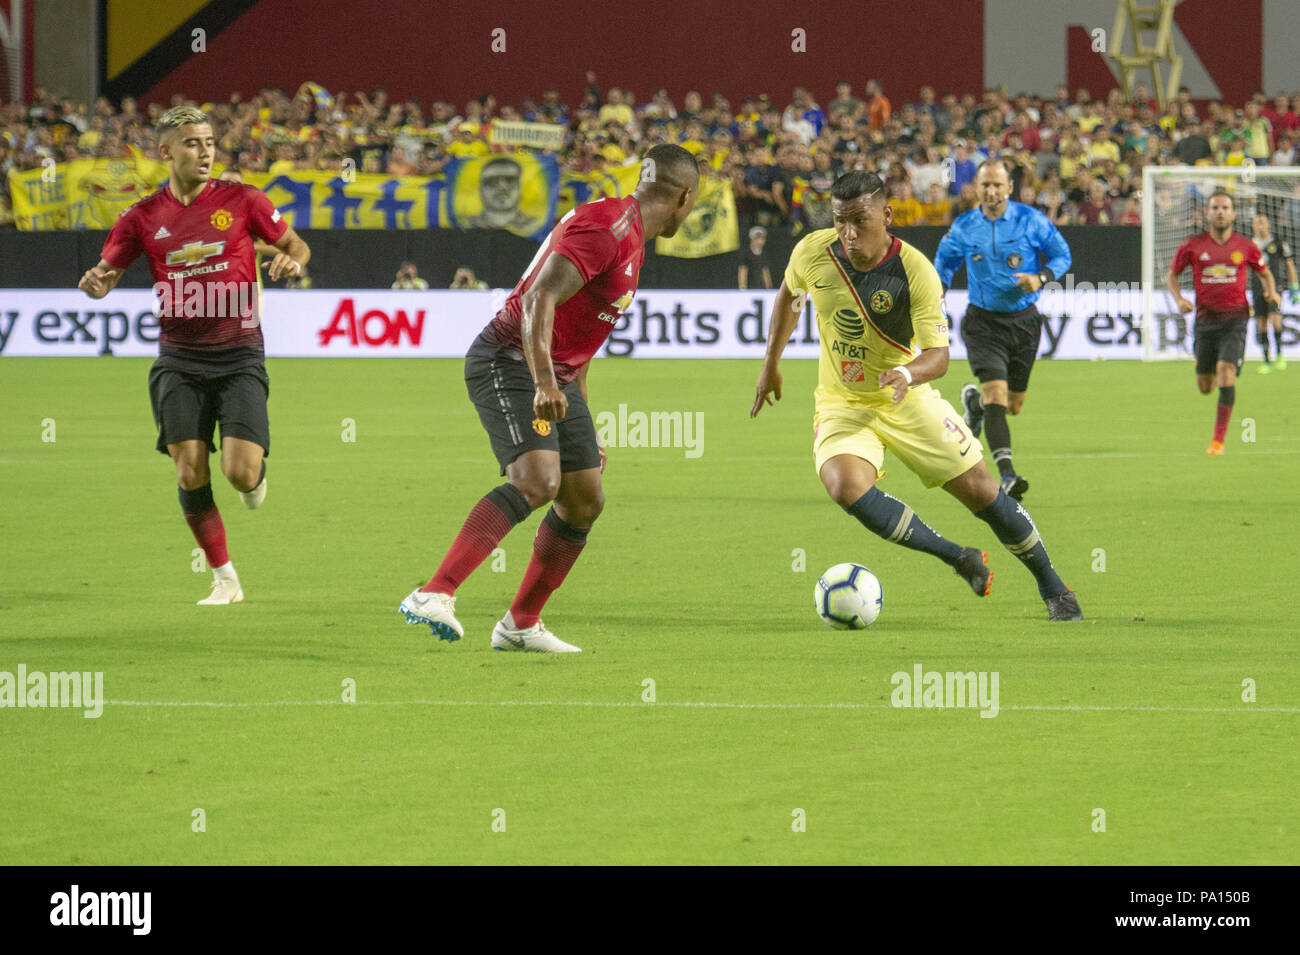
xmin=104 ymin=699 xmax=1300 ymax=713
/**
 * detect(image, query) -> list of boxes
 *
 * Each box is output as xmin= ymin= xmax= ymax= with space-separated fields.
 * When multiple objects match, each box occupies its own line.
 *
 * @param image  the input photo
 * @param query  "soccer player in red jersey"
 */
xmin=1166 ymin=190 xmax=1278 ymax=455
xmin=399 ymin=144 xmax=699 ymax=652
xmin=77 ymin=107 xmax=310 ymax=604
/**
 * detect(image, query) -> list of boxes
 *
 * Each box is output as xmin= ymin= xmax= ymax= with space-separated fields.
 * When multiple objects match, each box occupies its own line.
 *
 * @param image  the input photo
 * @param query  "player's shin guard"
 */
xmin=180 ymin=484 xmax=230 ymax=568
xmin=426 ymin=483 xmax=531 ymax=595
xmin=1273 ymin=327 xmax=1284 ymax=361
xmin=1213 ymin=385 xmax=1235 ymax=444
xmin=973 ymin=490 xmax=1066 ymax=598
xmin=845 ymin=487 xmax=963 ymax=565
xmin=1257 ymin=330 xmax=1272 ymax=363
xmin=982 ymin=404 xmax=1015 ymax=478
xmin=508 ymin=508 xmax=589 ymax=628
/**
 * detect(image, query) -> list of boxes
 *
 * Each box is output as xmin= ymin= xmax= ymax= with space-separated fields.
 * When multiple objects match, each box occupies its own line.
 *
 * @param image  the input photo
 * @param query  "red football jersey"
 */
xmin=483 ymin=195 xmax=645 ymax=384
xmin=1170 ymin=231 xmax=1265 ymax=320
xmin=100 ymin=179 xmax=288 ymax=352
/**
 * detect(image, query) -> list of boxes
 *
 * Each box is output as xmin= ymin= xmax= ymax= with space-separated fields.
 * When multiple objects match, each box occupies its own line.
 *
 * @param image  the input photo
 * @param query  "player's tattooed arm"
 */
xmin=263 ymin=227 xmax=310 ymax=281
xmin=751 ymin=280 xmax=801 ymax=418
xmin=77 ymin=259 xmax=125 ymax=300
xmin=879 ymin=346 xmax=950 ymax=405
xmin=522 ymin=252 xmax=586 ymax=421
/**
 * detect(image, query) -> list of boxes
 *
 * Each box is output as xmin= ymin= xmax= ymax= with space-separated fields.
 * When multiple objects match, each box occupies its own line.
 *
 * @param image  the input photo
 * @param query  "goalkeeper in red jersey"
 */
xmin=1166 ymin=190 xmax=1278 ymax=455
xmin=399 ymin=145 xmax=698 ymax=652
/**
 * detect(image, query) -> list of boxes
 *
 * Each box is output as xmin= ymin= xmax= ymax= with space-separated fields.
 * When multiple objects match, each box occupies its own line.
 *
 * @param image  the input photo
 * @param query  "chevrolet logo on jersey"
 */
xmin=1202 ymin=263 xmax=1238 ymax=283
xmin=166 ymin=240 xmax=226 ymax=268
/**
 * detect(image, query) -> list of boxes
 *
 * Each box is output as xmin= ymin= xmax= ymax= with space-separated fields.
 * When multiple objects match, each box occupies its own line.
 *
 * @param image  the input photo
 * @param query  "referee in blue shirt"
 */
xmin=935 ymin=158 xmax=1071 ymax=501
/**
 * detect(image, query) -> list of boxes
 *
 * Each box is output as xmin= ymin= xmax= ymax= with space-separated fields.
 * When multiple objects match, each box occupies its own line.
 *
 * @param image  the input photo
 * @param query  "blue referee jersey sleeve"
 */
xmin=934 ymin=201 xmax=1072 ymax=312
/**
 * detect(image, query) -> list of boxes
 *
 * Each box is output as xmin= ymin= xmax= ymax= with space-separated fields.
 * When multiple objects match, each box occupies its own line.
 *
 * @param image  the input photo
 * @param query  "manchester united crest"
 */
xmin=210 ymin=209 xmax=233 ymax=231
xmin=870 ymin=289 xmax=893 ymax=314
xmin=532 ymin=418 xmax=552 ymax=436
xmin=1230 ymin=250 xmax=1244 ymax=265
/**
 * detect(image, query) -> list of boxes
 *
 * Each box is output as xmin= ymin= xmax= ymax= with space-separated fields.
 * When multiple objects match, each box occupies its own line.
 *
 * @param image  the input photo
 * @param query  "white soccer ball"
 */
xmin=814 ymin=562 xmax=883 ymax=629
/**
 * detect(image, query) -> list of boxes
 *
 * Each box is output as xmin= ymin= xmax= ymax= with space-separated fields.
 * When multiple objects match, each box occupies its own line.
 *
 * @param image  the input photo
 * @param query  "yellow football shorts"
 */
xmin=813 ymin=385 xmax=981 ymax=488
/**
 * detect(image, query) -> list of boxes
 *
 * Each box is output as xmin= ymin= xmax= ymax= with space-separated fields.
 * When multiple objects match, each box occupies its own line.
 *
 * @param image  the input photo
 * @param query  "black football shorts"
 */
xmin=1193 ymin=318 xmax=1248 ymax=375
xmin=960 ymin=304 xmax=1043 ymax=393
xmin=148 ymin=361 xmax=270 ymax=455
xmin=465 ymin=350 xmax=600 ymax=476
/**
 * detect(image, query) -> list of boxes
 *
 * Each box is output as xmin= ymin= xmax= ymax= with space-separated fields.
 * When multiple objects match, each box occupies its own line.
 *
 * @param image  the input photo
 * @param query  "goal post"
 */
xmin=1142 ymin=164 xmax=1300 ymax=360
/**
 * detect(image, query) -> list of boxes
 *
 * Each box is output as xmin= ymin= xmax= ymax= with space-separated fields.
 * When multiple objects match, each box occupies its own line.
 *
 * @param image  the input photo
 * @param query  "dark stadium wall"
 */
xmin=24 ymin=226 xmax=1140 ymax=291
xmin=123 ymin=0 xmax=985 ymax=107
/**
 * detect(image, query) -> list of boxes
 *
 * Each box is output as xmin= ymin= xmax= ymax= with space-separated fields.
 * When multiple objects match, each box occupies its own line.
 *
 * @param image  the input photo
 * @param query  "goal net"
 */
xmin=1142 ymin=165 xmax=1300 ymax=360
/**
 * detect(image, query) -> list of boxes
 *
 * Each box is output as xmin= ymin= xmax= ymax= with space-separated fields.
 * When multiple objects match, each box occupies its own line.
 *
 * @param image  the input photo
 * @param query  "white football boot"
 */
xmin=399 ymin=589 xmax=464 ymax=642
xmin=197 ymin=576 xmax=244 ymax=605
xmin=491 ymin=612 xmax=581 ymax=653
xmin=240 ymin=473 xmax=267 ymax=509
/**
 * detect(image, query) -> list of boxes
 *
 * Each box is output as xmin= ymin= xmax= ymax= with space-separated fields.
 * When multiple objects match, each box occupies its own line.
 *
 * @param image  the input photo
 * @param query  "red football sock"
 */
xmin=184 ymin=506 xmax=230 ymax=568
xmin=426 ymin=485 xmax=531 ymax=595
xmin=508 ymin=509 xmax=590 ymax=629
xmin=1213 ymin=389 xmax=1234 ymax=443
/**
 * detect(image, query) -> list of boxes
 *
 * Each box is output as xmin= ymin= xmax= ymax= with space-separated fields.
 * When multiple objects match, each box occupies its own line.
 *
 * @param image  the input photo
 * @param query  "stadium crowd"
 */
xmin=3 ymin=75 xmax=1299 ymax=234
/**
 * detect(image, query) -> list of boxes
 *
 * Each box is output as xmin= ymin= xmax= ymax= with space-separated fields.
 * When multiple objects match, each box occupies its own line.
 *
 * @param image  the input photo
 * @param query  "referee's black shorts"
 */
xmin=960 ymin=303 xmax=1043 ymax=393
xmin=465 ymin=349 xmax=601 ymax=477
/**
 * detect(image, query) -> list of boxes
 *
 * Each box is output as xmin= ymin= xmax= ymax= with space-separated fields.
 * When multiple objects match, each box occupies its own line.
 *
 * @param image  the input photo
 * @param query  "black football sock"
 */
xmin=1257 ymin=330 xmax=1271 ymax=363
xmin=1273 ymin=326 xmax=1285 ymax=359
xmin=973 ymin=490 xmax=1067 ymax=598
xmin=845 ymin=487 xmax=963 ymax=565
xmin=983 ymin=403 xmax=1015 ymax=478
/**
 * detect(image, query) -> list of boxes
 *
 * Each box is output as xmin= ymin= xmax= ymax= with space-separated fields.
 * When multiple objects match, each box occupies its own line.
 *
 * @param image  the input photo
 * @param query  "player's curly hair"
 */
xmin=157 ymin=106 xmax=210 ymax=141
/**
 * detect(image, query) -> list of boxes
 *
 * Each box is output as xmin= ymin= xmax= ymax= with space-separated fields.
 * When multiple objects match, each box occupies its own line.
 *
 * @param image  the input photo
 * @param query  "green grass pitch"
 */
xmin=1 ymin=356 xmax=1297 ymax=865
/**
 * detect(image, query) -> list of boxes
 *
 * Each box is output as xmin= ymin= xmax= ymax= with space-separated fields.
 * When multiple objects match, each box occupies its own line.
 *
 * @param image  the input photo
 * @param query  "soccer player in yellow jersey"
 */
xmin=750 ymin=171 xmax=1082 ymax=621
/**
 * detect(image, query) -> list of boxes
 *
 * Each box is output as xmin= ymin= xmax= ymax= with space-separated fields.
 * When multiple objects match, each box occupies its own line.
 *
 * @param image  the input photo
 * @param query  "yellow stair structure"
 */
xmin=1108 ymin=0 xmax=1183 ymax=110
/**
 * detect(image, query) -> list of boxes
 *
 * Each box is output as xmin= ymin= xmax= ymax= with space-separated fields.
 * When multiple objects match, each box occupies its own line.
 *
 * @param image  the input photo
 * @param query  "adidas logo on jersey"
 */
xmin=154 ymin=226 xmax=171 ymax=239
xmin=1199 ymin=252 xmax=1211 ymax=260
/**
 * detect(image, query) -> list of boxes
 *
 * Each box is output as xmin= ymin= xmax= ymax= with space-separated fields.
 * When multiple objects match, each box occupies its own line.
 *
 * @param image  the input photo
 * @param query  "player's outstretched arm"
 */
xmin=263 ymin=227 xmax=311 ymax=281
xmin=521 ymin=252 xmax=586 ymax=421
xmin=77 ymin=259 xmax=125 ymax=300
xmin=751 ymin=280 xmax=801 ymax=418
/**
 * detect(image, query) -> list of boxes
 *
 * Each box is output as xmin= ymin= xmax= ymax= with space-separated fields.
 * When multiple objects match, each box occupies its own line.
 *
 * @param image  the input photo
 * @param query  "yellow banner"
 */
xmin=242 ymin=169 xmax=450 ymax=230
xmin=445 ymin=154 xmax=560 ymax=241
xmin=8 ymin=154 xmax=169 ymax=230
xmin=654 ymin=176 xmax=739 ymax=259
xmin=10 ymin=155 xmax=660 ymax=241
xmin=556 ymin=164 xmax=642 ymax=221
